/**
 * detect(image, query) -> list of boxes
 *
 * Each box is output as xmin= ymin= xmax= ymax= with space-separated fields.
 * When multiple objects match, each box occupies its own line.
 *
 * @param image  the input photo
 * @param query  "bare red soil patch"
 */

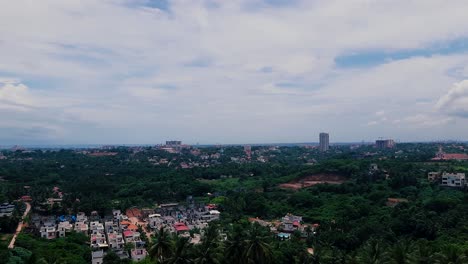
xmin=279 ymin=174 xmax=347 ymax=190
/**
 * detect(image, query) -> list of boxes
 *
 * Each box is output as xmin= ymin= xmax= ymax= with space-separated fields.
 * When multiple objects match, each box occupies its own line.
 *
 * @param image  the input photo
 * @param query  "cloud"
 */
xmin=436 ymin=80 xmax=468 ymax=118
xmin=0 ymin=78 xmax=37 ymax=111
xmin=1 ymin=1 xmax=468 ymax=143
xmin=403 ymin=114 xmax=453 ymax=127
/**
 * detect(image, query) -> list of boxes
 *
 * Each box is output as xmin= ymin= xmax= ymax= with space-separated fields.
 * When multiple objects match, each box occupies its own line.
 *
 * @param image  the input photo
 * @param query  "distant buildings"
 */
xmin=319 ymin=133 xmax=329 ymax=152
xmin=432 ymin=146 xmax=468 ymax=161
xmin=375 ymin=139 xmax=395 ymax=149
xmin=244 ymin=145 xmax=252 ymax=158
xmin=165 ymin=141 xmax=182 ymax=146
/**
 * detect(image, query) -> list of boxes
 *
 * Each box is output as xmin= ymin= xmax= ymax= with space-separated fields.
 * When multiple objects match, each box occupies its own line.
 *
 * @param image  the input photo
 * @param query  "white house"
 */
xmin=148 ymin=214 xmax=163 ymax=229
xmin=57 ymin=221 xmax=73 ymax=238
xmin=91 ymin=250 xmax=104 ymax=264
xmin=40 ymin=225 xmax=57 ymax=240
xmin=131 ymin=248 xmax=148 ymax=262
xmin=441 ymin=172 xmax=466 ymax=187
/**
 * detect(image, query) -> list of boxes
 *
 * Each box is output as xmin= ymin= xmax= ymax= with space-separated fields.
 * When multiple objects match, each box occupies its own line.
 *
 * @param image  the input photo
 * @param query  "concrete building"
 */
xmin=40 ymin=225 xmax=57 ymax=240
xmin=57 ymin=221 xmax=73 ymax=238
xmin=0 ymin=203 xmax=15 ymax=217
xmin=166 ymin=141 xmax=182 ymax=146
xmin=131 ymin=248 xmax=148 ymax=262
xmin=91 ymin=250 xmax=104 ymax=264
xmin=441 ymin=172 xmax=465 ymax=187
xmin=376 ymin=139 xmax=395 ymax=149
xmin=319 ymin=133 xmax=329 ymax=152
xmin=428 ymin=172 xmax=441 ymax=182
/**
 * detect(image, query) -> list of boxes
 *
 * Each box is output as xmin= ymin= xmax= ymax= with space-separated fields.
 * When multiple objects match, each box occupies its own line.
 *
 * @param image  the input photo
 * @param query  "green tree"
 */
xmin=168 ymin=236 xmax=193 ymax=264
xmin=195 ymin=223 xmax=222 ymax=264
xmin=358 ymin=239 xmax=388 ymax=264
xmin=243 ymin=223 xmax=272 ymax=264
xmin=150 ymin=227 xmax=173 ymax=263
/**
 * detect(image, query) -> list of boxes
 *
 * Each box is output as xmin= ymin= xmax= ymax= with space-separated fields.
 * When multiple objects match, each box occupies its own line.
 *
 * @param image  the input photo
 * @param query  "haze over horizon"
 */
xmin=1 ymin=0 xmax=468 ymax=145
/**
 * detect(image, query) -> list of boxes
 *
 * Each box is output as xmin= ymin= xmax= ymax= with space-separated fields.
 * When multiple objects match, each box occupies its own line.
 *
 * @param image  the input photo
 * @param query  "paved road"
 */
xmin=8 ymin=202 xmax=31 ymax=249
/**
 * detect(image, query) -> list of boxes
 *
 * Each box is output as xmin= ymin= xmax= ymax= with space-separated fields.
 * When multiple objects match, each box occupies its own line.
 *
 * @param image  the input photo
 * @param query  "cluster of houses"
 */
xmin=148 ymin=203 xmax=220 ymax=233
xmin=31 ymin=202 xmax=222 ymax=264
xmin=32 ymin=210 xmax=147 ymax=264
xmin=428 ymin=172 xmax=466 ymax=187
xmin=249 ymin=213 xmax=319 ymax=240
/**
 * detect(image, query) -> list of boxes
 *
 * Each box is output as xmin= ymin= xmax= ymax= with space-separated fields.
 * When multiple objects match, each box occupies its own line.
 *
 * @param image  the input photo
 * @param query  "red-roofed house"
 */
xmin=174 ymin=222 xmax=190 ymax=233
xmin=127 ymin=224 xmax=138 ymax=231
xmin=123 ymin=230 xmax=134 ymax=238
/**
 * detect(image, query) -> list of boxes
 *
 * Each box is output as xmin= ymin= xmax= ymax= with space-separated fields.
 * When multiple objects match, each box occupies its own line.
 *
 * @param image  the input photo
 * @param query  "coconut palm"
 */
xmin=386 ymin=239 xmax=414 ymax=264
xmin=243 ymin=223 xmax=273 ymax=264
xmin=167 ymin=236 xmax=193 ymax=264
xmin=358 ymin=239 xmax=388 ymax=264
xmin=411 ymin=240 xmax=436 ymax=264
xmin=194 ymin=223 xmax=222 ymax=264
xmin=434 ymin=245 xmax=467 ymax=264
xmin=150 ymin=226 xmax=174 ymax=263
xmin=224 ymin=225 xmax=247 ymax=264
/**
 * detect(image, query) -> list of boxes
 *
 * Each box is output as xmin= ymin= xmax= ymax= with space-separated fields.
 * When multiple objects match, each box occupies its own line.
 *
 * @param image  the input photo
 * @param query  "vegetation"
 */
xmin=1 ymin=143 xmax=468 ymax=263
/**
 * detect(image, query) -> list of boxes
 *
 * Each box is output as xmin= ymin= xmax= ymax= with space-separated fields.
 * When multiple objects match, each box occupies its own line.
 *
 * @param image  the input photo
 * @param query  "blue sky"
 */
xmin=1 ymin=0 xmax=468 ymax=145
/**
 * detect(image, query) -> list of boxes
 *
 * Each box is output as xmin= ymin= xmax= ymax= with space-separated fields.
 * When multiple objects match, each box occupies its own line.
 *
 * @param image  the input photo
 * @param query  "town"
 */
xmin=2 ymin=138 xmax=468 ymax=263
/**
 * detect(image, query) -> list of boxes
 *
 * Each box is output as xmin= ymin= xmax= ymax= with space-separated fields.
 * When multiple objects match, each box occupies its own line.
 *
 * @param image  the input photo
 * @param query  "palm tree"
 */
xmin=358 ymin=239 xmax=388 ymax=264
xmin=434 ymin=245 xmax=467 ymax=264
xmin=243 ymin=223 xmax=273 ymax=264
xmin=150 ymin=226 xmax=174 ymax=263
xmin=167 ymin=236 xmax=193 ymax=264
xmin=194 ymin=223 xmax=222 ymax=264
xmin=386 ymin=239 xmax=414 ymax=264
xmin=411 ymin=240 xmax=436 ymax=264
xmin=224 ymin=225 xmax=247 ymax=264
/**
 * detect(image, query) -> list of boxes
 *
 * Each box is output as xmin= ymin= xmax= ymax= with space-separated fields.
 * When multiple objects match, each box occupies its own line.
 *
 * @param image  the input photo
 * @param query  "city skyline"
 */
xmin=1 ymin=1 xmax=468 ymax=144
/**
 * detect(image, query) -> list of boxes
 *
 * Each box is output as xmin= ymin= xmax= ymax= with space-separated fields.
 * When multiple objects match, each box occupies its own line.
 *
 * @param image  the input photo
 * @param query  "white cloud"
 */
xmin=0 ymin=79 xmax=37 ymax=111
xmin=0 ymin=0 xmax=468 ymax=143
xmin=436 ymin=80 xmax=468 ymax=118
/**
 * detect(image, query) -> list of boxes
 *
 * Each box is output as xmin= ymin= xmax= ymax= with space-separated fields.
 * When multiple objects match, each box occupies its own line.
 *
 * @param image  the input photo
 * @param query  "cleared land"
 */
xmin=279 ymin=174 xmax=347 ymax=190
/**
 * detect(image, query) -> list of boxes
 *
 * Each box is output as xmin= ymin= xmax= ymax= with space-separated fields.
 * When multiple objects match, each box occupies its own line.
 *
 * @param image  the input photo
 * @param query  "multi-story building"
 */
xmin=91 ymin=250 xmax=104 ymax=264
xmin=57 ymin=221 xmax=73 ymax=238
xmin=0 ymin=203 xmax=15 ymax=217
xmin=281 ymin=214 xmax=302 ymax=232
xmin=428 ymin=172 xmax=441 ymax=182
xmin=165 ymin=141 xmax=182 ymax=146
xmin=131 ymin=248 xmax=148 ymax=262
xmin=90 ymin=233 xmax=108 ymax=249
xmin=319 ymin=133 xmax=329 ymax=152
xmin=376 ymin=139 xmax=395 ymax=149
xmin=148 ymin=214 xmax=163 ymax=229
xmin=75 ymin=221 xmax=89 ymax=234
xmin=40 ymin=225 xmax=57 ymax=240
xmin=90 ymin=221 xmax=105 ymax=235
xmin=107 ymin=232 xmax=125 ymax=249
xmin=441 ymin=172 xmax=465 ymax=187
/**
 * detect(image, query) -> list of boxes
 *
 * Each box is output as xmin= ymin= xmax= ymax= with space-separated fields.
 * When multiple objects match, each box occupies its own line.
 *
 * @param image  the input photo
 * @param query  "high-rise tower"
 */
xmin=319 ymin=133 xmax=329 ymax=152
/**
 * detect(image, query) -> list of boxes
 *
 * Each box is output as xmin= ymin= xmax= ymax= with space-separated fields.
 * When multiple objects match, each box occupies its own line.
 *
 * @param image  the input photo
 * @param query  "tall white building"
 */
xmin=319 ymin=133 xmax=329 ymax=152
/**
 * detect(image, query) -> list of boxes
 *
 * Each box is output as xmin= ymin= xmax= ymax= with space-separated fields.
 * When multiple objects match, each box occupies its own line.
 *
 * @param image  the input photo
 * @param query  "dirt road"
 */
xmin=8 ymin=202 xmax=31 ymax=249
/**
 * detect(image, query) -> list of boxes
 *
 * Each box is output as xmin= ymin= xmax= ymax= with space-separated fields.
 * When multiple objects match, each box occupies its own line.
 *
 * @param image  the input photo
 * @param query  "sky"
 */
xmin=1 ymin=0 xmax=468 ymax=145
